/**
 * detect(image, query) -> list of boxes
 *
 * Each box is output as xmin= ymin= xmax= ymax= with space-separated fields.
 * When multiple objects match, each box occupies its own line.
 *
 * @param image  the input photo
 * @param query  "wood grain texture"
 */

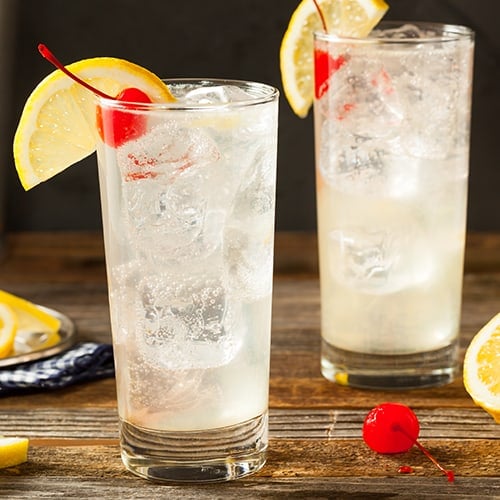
xmin=1 ymin=444 xmax=499 ymax=498
xmin=1 ymin=408 xmax=497 ymax=440
xmin=0 ymin=231 xmax=499 ymax=497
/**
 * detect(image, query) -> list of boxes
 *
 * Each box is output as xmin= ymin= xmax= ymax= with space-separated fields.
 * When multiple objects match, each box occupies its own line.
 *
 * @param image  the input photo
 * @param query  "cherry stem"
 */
xmin=312 ymin=0 xmax=328 ymax=33
xmin=393 ymin=424 xmax=455 ymax=482
xmin=412 ymin=440 xmax=455 ymax=482
xmin=38 ymin=43 xmax=116 ymax=100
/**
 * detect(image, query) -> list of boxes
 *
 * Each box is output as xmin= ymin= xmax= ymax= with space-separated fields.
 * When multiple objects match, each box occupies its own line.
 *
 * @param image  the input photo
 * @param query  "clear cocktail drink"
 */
xmin=96 ymin=79 xmax=279 ymax=481
xmin=314 ymin=23 xmax=474 ymax=389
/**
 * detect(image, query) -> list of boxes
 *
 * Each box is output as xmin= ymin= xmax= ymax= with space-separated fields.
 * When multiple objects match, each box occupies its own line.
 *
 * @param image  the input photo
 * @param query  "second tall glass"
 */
xmin=314 ymin=22 xmax=474 ymax=389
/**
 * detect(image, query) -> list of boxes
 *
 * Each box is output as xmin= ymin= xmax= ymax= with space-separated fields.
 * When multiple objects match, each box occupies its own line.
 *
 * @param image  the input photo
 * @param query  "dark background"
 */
xmin=1 ymin=0 xmax=499 ymax=232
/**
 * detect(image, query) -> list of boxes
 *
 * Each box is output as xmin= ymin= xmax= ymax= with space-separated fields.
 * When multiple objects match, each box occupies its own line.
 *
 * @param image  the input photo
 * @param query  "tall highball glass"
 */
xmin=96 ymin=79 xmax=279 ymax=482
xmin=314 ymin=23 xmax=474 ymax=389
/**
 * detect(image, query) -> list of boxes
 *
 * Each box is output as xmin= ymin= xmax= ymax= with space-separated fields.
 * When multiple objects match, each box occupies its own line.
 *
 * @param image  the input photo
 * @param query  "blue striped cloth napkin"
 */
xmin=0 ymin=342 xmax=115 ymax=396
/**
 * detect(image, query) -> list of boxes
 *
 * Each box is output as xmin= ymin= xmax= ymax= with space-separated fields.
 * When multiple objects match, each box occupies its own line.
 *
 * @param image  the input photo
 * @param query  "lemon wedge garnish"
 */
xmin=13 ymin=57 xmax=175 ymax=190
xmin=0 ymin=437 xmax=29 ymax=469
xmin=463 ymin=313 xmax=500 ymax=423
xmin=280 ymin=0 xmax=389 ymax=117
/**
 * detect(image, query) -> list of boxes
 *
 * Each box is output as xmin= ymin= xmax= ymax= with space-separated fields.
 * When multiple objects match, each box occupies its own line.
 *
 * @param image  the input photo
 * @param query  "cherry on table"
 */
xmin=363 ymin=402 xmax=420 ymax=454
xmin=363 ymin=402 xmax=455 ymax=482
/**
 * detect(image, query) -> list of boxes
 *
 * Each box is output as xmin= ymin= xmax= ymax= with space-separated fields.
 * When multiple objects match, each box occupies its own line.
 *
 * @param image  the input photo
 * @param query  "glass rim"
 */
xmin=96 ymin=78 xmax=279 ymax=111
xmin=314 ymin=21 xmax=474 ymax=45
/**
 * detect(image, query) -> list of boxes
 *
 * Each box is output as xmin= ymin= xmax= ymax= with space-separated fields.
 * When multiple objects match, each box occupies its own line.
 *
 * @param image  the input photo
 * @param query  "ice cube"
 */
xmin=183 ymin=84 xmax=255 ymax=105
xmin=231 ymin=147 xmax=275 ymax=218
xmin=123 ymin=173 xmax=206 ymax=265
xmin=329 ymin=228 xmax=393 ymax=290
xmin=328 ymin=226 xmax=433 ymax=294
xmin=315 ymin=47 xmax=404 ymax=138
xmin=396 ymin=43 xmax=472 ymax=160
xmin=125 ymin=355 xmax=222 ymax=426
xmin=326 ymin=63 xmax=404 ymax=141
xmin=223 ymin=224 xmax=273 ymax=301
xmin=117 ymin=121 xmax=225 ymax=262
xmin=222 ymin=143 xmax=276 ymax=301
xmin=117 ymin=120 xmax=220 ymax=181
xmin=135 ymin=274 xmax=242 ymax=370
xmin=372 ymin=23 xmax=430 ymax=40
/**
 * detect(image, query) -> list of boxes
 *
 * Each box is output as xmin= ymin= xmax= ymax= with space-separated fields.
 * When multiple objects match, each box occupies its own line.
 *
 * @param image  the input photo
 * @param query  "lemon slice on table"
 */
xmin=0 ymin=289 xmax=61 ymax=355
xmin=280 ymin=0 xmax=389 ymax=117
xmin=463 ymin=313 xmax=500 ymax=423
xmin=0 ymin=437 xmax=29 ymax=469
xmin=0 ymin=304 xmax=17 ymax=358
xmin=13 ymin=57 xmax=175 ymax=190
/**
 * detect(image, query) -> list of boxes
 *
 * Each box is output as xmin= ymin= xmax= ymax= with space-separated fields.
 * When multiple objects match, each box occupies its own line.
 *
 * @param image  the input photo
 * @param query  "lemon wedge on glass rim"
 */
xmin=280 ymin=0 xmax=389 ymax=118
xmin=13 ymin=56 xmax=175 ymax=190
xmin=463 ymin=313 xmax=500 ymax=423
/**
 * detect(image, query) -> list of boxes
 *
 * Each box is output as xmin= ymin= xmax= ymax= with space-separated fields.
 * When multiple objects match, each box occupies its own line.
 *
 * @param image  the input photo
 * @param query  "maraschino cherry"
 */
xmin=95 ymin=87 xmax=152 ymax=148
xmin=312 ymin=0 xmax=347 ymax=100
xmin=314 ymin=51 xmax=346 ymax=100
xmin=363 ymin=402 xmax=419 ymax=454
xmin=38 ymin=44 xmax=152 ymax=147
xmin=363 ymin=403 xmax=455 ymax=482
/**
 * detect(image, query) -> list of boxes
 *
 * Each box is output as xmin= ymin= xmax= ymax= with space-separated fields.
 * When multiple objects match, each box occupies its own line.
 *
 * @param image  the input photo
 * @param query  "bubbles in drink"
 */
xmin=136 ymin=273 xmax=242 ymax=370
xmin=223 ymin=226 xmax=273 ymax=300
xmin=223 ymin=142 xmax=276 ymax=301
xmin=125 ymin=353 xmax=222 ymax=427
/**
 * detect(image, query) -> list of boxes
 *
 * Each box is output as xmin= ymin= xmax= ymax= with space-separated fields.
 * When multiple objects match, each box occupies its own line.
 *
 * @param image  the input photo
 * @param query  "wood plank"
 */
xmin=1 ymin=408 xmax=497 ymax=440
xmin=1 ymin=476 xmax=498 ymax=499
xmin=263 ymin=439 xmax=500 ymax=479
xmin=0 ymin=408 xmax=119 ymax=439
xmin=269 ymin=376 xmax=478 ymax=410
xmin=0 ymin=441 xmax=498 ymax=487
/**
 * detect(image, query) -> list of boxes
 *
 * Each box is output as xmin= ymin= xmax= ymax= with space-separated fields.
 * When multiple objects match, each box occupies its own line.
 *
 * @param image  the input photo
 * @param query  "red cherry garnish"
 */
xmin=314 ymin=50 xmax=346 ymax=100
xmin=312 ymin=0 xmax=348 ymax=101
xmin=96 ymin=87 xmax=152 ymax=147
xmin=38 ymin=43 xmax=151 ymax=147
xmin=363 ymin=403 xmax=455 ymax=482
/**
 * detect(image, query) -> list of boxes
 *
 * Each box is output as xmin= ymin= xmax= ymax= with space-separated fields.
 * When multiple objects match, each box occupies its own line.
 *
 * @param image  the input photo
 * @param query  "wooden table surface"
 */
xmin=0 ymin=231 xmax=499 ymax=498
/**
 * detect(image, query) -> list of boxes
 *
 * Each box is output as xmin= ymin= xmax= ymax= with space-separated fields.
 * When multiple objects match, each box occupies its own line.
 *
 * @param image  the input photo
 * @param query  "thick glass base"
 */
xmin=321 ymin=339 xmax=459 ymax=390
xmin=119 ymin=412 xmax=268 ymax=483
